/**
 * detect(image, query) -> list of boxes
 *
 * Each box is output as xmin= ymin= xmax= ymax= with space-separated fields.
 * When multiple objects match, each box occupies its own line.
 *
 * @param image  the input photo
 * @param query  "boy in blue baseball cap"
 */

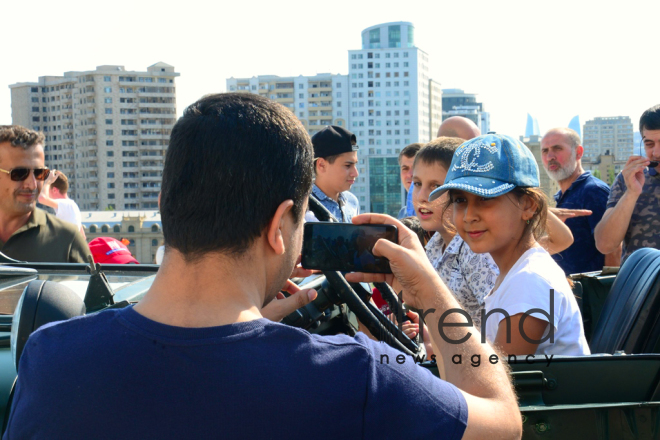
xmin=430 ymin=133 xmax=590 ymax=357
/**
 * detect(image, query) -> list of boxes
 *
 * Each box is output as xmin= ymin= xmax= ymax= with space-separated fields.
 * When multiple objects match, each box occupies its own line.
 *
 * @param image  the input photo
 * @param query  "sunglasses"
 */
xmin=0 ymin=167 xmax=51 ymax=182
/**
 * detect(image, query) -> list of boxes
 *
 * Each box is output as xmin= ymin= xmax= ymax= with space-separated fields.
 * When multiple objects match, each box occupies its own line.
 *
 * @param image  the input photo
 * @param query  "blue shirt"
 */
xmin=552 ymin=171 xmax=610 ymax=275
xmin=308 ymin=184 xmax=359 ymax=223
xmin=5 ymin=307 xmax=468 ymax=440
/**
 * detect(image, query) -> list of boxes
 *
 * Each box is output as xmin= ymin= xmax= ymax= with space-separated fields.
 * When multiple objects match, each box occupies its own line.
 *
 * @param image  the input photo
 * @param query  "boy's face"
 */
xmin=315 ymin=151 xmax=359 ymax=195
xmin=411 ymin=160 xmax=449 ymax=233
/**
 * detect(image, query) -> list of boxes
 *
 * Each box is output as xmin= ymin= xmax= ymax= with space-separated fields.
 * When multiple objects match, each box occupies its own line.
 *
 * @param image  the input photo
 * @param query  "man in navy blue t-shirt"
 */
xmin=5 ymin=94 xmax=520 ymax=440
xmin=541 ymin=128 xmax=621 ymax=274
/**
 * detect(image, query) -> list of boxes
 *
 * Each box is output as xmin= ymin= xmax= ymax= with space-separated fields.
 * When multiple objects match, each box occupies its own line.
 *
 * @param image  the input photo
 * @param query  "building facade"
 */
xmin=582 ymin=116 xmax=634 ymax=162
xmin=81 ymin=210 xmax=163 ymax=264
xmin=227 ymin=74 xmax=349 ymax=136
xmin=10 ymin=63 xmax=179 ymax=211
xmin=442 ymin=88 xmax=490 ymax=134
xmin=227 ymin=22 xmax=443 ymax=217
xmin=347 ymin=22 xmax=442 ymax=216
xmin=582 ymin=153 xmax=627 ymax=186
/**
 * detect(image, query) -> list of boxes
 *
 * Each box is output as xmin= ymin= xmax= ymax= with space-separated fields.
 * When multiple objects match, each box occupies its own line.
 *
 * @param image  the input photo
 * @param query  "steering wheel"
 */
xmin=307 ymin=195 xmax=420 ymax=356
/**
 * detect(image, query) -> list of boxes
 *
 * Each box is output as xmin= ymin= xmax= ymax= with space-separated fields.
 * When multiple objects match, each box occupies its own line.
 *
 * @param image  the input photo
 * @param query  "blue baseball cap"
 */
xmin=429 ymin=133 xmax=539 ymax=201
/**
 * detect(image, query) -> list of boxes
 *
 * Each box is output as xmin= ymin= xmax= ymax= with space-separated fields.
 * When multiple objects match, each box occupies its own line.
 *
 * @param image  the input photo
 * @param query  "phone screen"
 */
xmin=302 ymin=222 xmax=397 ymax=273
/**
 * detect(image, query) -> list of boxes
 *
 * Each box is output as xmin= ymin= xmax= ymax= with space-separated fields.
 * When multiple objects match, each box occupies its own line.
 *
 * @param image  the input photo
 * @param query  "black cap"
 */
xmin=312 ymin=126 xmax=358 ymax=158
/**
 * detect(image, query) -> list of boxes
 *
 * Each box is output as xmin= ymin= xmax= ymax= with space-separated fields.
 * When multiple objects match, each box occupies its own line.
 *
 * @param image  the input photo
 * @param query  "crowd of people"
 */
xmin=1 ymin=98 xmax=660 ymax=438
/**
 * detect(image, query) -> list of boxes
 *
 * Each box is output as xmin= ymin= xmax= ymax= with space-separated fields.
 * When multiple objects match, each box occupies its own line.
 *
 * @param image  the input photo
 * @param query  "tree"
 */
xmin=593 ymin=169 xmax=602 ymax=181
xmin=607 ymin=168 xmax=616 ymax=186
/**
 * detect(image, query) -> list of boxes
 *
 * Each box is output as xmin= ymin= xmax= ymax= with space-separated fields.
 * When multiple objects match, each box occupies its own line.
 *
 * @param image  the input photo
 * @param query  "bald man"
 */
xmin=437 ymin=116 xmax=481 ymax=140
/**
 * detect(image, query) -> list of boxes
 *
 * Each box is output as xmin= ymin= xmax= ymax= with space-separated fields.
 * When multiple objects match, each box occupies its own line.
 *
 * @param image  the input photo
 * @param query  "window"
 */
xmin=89 ymin=226 xmax=97 ymax=233
xmin=114 ymin=225 xmax=121 ymax=232
xmin=107 ymin=172 xmax=114 ymax=178
xmin=105 ymin=119 xmax=112 ymax=125
xmin=108 ymin=182 xmax=115 ymax=188
xmin=298 ymin=84 xmax=304 ymax=89
xmin=106 ymin=151 xmax=114 ymax=156
xmin=151 ymin=224 xmax=159 ymax=232
xmin=104 ymin=76 xmax=111 ymax=82
xmin=299 ymin=103 xmax=304 ymax=108
xmin=107 ymin=161 xmax=114 ymax=167
xmin=104 ymin=87 xmax=112 ymax=93
xmin=152 ymin=239 xmax=158 ymax=246
xmin=106 ymin=130 xmax=113 ymax=135
xmin=298 ymin=93 xmax=304 ymax=98
xmin=101 ymin=225 xmax=109 ymax=233
xmin=128 ymin=226 xmax=135 ymax=233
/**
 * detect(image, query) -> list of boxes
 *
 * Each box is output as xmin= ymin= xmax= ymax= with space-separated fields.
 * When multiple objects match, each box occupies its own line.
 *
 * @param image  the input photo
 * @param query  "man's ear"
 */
xmin=50 ymin=187 xmax=60 ymax=198
xmin=266 ymin=199 xmax=295 ymax=255
xmin=316 ymin=158 xmax=326 ymax=174
xmin=575 ymin=145 xmax=584 ymax=161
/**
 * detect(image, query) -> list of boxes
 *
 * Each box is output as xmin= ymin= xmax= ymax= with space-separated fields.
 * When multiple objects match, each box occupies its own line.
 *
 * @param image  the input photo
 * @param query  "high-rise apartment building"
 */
xmin=348 ymin=22 xmax=442 ymax=216
xmin=442 ymin=89 xmax=490 ymax=134
xmin=226 ymin=22 xmax=442 ymax=216
xmin=10 ymin=63 xmax=179 ymax=211
xmin=227 ymin=74 xmax=349 ymax=135
xmin=582 ymin=116 xmax=634 ymax=162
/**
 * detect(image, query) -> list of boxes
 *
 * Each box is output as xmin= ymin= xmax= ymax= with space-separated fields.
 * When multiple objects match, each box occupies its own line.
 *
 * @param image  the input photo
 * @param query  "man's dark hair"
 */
xmin=313 ymin=153 xmax=340 ymax=176
xmin=160 ymin=93 xmax=314 ymax=260
xmin=51 ymin=171 xmax=69 ymax=195
xmin=413 ymin=137 xmax=464 ymax=170
xmin=398 ymin=143 xmax=422 ymax=165
xmin=0 ymin=125 xmax=45 ymax=150
xmin=640 ymin=104 xmax=660 ymax=133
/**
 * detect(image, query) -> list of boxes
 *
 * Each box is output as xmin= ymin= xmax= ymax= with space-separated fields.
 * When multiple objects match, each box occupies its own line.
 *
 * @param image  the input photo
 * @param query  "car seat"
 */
xmin=589 ymin=248 xmax=660 ymax=354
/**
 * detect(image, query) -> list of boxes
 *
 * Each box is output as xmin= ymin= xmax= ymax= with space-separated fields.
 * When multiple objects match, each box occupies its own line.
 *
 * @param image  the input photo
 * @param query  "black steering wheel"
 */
xmin=306 ymin=195 xmax=420 ymax=356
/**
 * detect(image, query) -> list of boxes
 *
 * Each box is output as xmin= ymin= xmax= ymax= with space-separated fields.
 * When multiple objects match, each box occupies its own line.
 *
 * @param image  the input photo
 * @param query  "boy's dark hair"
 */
xmin=0 ymin=125 xmax=45 ymax=150
xmin=398 ymin=143 xmax=422 ymax=165
xmin=160 ymin=93 xmax=314 ymax=261
xmin=400 ymin=216 xmax=432 ymax=246
xmin=313 ymin=153 xmax=340 ymax=176
xmin=51 ymin=171 xmax=69 ymax=195
xmin=640 ymin=104 xmax=660 ymax=133
xmin=413 ymin=137 xmax=464 ymax=171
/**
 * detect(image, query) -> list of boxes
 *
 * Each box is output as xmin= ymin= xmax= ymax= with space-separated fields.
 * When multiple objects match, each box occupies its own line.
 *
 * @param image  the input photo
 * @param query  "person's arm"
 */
xmin=595 ymin=156 xmax=648 ymax=254
xmin=68 ymin=230 xmax=92 ymax=264
xmin=604 ymin=244 xmax=622 ymax=267
xmin=38 ymin=170 xmax=60 ymax=210
xmin=493 ymin=314 xmax=548 ymax=355
xmin=539 ymin=209 xmax=573 ymax=255
xmin=346 ymin=214 xmax=521 ymax=440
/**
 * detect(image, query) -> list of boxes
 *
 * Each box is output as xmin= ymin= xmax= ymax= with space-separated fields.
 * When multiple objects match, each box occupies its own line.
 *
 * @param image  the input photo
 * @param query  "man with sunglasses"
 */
xmin=0 ymin=125 xmax=90 ymax=263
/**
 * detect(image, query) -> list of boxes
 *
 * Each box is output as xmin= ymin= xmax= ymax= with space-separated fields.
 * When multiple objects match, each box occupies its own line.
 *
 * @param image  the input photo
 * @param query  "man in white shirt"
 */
xmin=38 ymin=170 xmax=85 ymax=237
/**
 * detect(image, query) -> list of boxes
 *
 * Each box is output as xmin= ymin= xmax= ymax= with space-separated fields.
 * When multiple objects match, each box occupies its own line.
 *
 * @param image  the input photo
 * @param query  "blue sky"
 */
xmin=2 ymin=0 xmax=658 ymax=139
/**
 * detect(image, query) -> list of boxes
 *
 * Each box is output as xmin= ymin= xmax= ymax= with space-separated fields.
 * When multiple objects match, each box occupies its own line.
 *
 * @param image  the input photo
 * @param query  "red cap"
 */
xmin=89 ymin=237 xmax=139 ymax=264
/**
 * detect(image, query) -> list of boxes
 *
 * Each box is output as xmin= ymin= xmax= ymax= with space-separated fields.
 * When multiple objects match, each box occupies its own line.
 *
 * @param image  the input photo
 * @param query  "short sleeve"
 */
xmin=606 ymin=172 xmax=626 ymax=210
xmin=494 ymin=272 xmax=561 ymax=330
xmin=360 ymin=335 xmax=468 ymax=439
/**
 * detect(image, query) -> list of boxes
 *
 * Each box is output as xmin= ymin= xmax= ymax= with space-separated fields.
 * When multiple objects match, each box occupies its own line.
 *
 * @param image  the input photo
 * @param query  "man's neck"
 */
xmin=0 ymin=211 xmax=32 ymax=243
xmin=133 ymin=248 xmax=269 ymax=328
xmin=558 ymin=163 xmax=585 ymax=193
xmin=315 ymin=181 xmax=340 ymax=202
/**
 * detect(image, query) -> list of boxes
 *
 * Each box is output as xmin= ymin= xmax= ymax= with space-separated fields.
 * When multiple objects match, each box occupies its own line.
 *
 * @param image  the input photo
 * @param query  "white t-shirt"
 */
xmin=55 ymin=198 xmax=82 ymax=229
xmin=483 ymin=247 xmax=590 ymax=356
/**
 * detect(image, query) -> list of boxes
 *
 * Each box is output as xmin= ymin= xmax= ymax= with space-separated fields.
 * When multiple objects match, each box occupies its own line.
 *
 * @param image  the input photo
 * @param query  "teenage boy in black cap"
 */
xmin=306 ymin=125 xmax=360 ymax=222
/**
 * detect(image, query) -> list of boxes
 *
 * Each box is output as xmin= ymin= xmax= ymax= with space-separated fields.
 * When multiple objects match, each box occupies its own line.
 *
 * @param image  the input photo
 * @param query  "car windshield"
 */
xmin=0 ymin=272 xmax=155 ymax=315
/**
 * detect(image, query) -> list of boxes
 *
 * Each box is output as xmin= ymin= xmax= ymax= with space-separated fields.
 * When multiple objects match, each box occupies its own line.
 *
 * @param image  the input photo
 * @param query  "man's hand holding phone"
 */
xmin=344 ymin=214 xmax=440 ymax=310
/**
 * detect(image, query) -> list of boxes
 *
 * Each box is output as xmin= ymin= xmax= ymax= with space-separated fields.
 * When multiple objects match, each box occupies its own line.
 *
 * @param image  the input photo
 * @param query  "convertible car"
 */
xmin=1 ymin=199 xmax=659 ymax=439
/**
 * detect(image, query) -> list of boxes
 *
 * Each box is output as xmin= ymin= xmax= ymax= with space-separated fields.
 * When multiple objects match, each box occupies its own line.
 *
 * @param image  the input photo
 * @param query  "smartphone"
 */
xmin=302 ymin=222 xmax=398 ymax=273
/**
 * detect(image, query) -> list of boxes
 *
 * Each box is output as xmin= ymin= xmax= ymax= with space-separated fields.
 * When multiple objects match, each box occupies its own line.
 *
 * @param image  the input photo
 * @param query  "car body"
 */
xmin=1 ymin=248 xmax=660 ymax=439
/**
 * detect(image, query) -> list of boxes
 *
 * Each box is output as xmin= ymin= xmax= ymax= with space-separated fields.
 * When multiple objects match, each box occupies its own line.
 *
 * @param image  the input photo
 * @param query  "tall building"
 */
xmin=582 ymin=116 xmax=634 ymax=161
xmin=441 ymin=89 xmax=490 ymax=134
xmin=525 ymin=113 xmax=540 ymax=137
xmin=227 ymin=22 xmax=442 ymax=216
xmin=10 ymin=63 xmax=179 ymax=211
xmin=348 ymin=22 xmax=442 ymax=215
xmin=227 ymin=74 xmax=349 ymax=136
xmin=568 ymin=115 xmax=582 ymax=141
